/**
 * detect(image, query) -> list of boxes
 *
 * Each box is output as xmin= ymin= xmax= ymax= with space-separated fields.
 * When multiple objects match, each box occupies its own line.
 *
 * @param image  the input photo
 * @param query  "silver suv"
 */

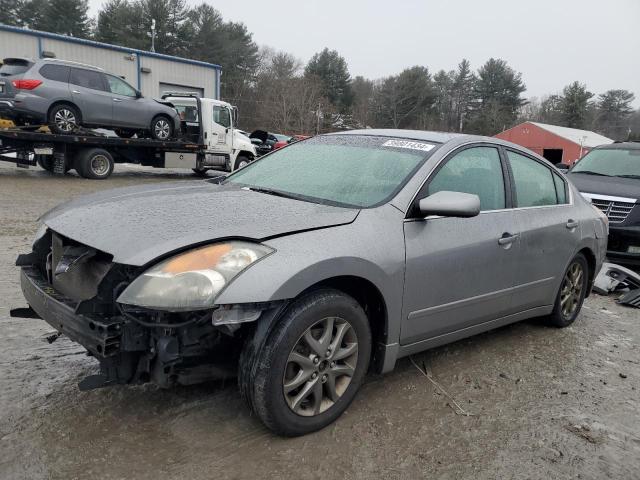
xmin=0 ymin=58 xmax=181 ymax=140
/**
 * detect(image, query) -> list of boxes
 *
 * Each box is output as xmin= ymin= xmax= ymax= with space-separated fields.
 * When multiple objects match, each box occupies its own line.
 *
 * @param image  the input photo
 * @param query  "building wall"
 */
xmin=495 ymin=122 xmax=586 ymax=165
xmin=0 ymin=27 xmax=218 ymax=99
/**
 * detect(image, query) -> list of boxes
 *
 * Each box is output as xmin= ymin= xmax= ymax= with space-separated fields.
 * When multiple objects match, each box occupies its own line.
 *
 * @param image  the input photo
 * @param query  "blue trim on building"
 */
xmin=37 ymin=36 xmax=42 ymax=58
xmin=216 ymin=69 xmax=221 ymax=99
xmin=136 ymin=54 xmax=141 ymax=90
xmin=0 ymin=24 xmax=222 ymax=71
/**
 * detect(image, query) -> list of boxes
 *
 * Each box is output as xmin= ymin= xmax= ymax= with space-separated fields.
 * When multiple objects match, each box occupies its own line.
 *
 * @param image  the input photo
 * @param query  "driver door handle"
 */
xmin=566 ymin=219 xmax=579 ymax=229
xmin=113 ymin=98 xmax=123 ymax=102
xmin=72 ymin=90 xmax=81 ymax=94
xmin=498 ymin=232 xmax=519 ymax=246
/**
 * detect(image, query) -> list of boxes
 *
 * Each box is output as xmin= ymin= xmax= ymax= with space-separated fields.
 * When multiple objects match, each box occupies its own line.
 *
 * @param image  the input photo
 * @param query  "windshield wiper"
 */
xmin=615 ymin=174 xmax=640 ymax=180
xmin=244 ymin=186 xmax=307 ymax=201
xmin=572 ymin=170 xmax=611 ymax=177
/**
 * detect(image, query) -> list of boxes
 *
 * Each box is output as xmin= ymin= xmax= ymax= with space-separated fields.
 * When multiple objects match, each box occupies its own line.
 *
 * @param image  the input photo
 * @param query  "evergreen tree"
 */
xmin=451 ymin=59 xmax=476 ymax=132
xmin=468 ymin=58 xmax=526 ymax=135
xmin=559 ymin=81 xmax=593 ymax=129
xmin=596 ymin=89 xmax=635 ymax=139
xmin=305 ymin=48 xmax=353 ymax=112
xmin=31 ymin=0 xmax=91 ymax=37
xmin=0 ymin=0 xmax=24 ymax=26
xmin=95 ymin=0 xmax=147 ymax=49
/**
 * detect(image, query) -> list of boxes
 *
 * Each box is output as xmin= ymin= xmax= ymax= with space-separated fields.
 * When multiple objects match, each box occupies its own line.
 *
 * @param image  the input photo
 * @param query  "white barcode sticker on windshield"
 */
xmin=382 ymin=140 xmax=435 ymax=152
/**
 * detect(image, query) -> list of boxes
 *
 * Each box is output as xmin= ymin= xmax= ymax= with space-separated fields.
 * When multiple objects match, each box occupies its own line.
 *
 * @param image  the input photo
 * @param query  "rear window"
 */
xmin=39 ymin=64 xmax=70 ymax=82
xmin=70 ymin=68 xmax=106 ymax=91
xmin=0 ymin=59 xmax=33 ymax=77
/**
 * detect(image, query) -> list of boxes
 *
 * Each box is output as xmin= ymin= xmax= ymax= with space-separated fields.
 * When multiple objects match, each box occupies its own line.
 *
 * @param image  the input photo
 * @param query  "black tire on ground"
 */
xmin=48 ymin=104 xmax=80 ymax=135
xmin=234 ymin=154 xmax=251 ymax=171
xmin=114 ymin=129 xmax=136 ymax=139
xmin=35 ymin=154 xmax=53 ymax=172
xmin=545 ymin=253 xmax=589 ymax=328
xmin=150 ymin=115 xmax=173 ymax=141
xmin=192 ymin=167 xmax=209 ymax=176
xmin=241 ymin=289 xmax=371 ymax=436
xmin=76 ymin=148 xmax=115 ymax=180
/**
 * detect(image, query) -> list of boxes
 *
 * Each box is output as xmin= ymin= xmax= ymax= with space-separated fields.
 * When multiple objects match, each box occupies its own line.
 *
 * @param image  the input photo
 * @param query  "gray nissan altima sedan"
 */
xmin=15 ymin=130 xmax=607 ymax=436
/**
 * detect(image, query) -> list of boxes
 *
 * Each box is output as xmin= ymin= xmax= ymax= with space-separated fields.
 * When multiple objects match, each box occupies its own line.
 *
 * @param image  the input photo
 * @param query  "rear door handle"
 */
xmin=113 ymin=98 xmax=123 ymax=102
xmin=566 ymin=219 xmax=578 ymax=229
xmin=498 ymin=233 xmax=519 ymax=246
xmin=71 ymin=90 xmax=80 ymax=94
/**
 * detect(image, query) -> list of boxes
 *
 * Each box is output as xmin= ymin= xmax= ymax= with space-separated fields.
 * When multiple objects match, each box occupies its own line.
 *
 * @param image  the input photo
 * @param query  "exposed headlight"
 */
xmin=116 ymin=241 xmax=273 ymax=312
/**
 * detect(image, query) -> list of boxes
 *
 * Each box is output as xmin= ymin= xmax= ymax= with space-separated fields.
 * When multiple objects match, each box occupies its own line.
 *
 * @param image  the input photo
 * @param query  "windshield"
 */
xmin=224 ymin=135 xmax=438 ymax=208
xmin=571 ymin=148 xmax=640 ymax=178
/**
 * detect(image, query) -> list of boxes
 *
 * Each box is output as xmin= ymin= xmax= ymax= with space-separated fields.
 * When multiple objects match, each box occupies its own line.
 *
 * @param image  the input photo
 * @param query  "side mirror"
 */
xmin=135 ymin=90 xmax=142 ymax=98
xmin=232 ymin=106 xmax=239 ymax=125
xmin=417 ymin=191 xmax=480 ymax=218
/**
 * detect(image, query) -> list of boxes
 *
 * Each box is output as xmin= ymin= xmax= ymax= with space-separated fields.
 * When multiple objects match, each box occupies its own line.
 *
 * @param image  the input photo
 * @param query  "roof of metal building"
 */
xmin=528 ymin=122 xmax=614 ymax=148
xmin=0 ymin=24 xmax=221 ymax=70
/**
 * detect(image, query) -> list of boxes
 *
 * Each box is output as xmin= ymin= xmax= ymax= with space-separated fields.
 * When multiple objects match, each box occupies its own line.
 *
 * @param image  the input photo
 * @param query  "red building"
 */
xmin=495 ymin=121 xmax=613 ymax=166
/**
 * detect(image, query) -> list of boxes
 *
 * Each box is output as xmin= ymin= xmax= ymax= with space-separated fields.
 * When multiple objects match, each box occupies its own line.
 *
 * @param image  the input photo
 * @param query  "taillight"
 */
xmin=12 ymin=79 xmax=42 ymax=90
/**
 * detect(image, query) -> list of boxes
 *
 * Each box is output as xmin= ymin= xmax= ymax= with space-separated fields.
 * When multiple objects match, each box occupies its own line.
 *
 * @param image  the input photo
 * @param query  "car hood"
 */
xmin=40 ymin=181 xmax=359 ymax=266
xmin=567 ymin=172 xmax=640 ymax=201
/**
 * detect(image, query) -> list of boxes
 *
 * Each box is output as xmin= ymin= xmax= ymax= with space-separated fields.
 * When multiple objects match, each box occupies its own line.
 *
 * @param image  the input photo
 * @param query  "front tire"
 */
xmin=150 ymin=116 xmax=173 ymax=141
xmin=114 ymin=129 xmax=136 ymax=139
xmin=545 ymin=253 xmax=589 ymax=327
xmin=48 ymin=104 xmax=80 ymax=134
xmin=243 ymin=289 xmax=371 ymax=436
xmin=234 ymin=154 xmax=251 ymax=171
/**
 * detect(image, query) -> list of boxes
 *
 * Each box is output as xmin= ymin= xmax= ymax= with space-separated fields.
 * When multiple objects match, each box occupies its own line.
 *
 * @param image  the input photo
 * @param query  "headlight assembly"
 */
xmin=116 ymin=241 xmax=273 ymax=312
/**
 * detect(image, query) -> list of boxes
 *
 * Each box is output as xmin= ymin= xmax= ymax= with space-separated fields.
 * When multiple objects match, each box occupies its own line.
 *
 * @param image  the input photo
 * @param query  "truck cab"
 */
xmin=162 ymin=93 xmax=256 ymax=174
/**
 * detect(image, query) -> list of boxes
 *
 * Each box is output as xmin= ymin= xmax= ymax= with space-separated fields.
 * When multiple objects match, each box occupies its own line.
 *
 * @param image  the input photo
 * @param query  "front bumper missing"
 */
xmin=20 ymin=266 xmax=122 ymax=358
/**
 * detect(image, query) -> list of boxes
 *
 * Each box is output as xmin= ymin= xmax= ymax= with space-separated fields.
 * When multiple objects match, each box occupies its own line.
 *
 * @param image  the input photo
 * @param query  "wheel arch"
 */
xmin=576 ymin=246 xmax=597 ymax=297
xmin=47 ymin=100 xmax=82 ymax=123
xmin=285 ymin=275 xmax=389 ymax=374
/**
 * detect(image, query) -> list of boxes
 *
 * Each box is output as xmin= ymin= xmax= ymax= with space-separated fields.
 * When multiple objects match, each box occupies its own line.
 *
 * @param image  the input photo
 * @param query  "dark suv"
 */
xmin=0 ymin=58 xmax=180 ymax=139
xmin=567 ymin=142 xmax=640 ymax=266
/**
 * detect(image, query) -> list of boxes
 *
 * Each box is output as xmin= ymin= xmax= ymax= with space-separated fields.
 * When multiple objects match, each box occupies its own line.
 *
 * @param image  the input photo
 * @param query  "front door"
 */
xmin=105 ymin=74 xmax=147 ymax=129
xmin=69 ymin=68 xmax=112 ymax=126
xmin=207 ymin=105 xmax=233 ymax=154
xmin=401 ymin=145 xmax=520 ymax=345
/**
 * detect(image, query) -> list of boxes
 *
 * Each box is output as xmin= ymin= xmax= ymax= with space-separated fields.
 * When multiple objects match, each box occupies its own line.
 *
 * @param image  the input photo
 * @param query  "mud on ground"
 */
xmin=0 ymin=163 xmax=638 ymax=480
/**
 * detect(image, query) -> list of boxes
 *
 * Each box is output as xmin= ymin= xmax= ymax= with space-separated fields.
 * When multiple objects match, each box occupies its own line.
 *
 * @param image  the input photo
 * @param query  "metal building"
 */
xmin=0 ymin=24 xmax=221 ymax=99
xmin=495 ymin=121 xmax=613 ymax=166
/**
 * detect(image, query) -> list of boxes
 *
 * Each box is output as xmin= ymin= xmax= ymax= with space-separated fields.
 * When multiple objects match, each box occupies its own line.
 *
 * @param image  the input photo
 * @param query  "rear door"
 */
xmin=105 ymin=74 xmax=148 ymax=129
xmin=401 ymin=144 xmax=521 ymax=345
xmin=505 ymin=148 xmax=579 ymax=311
xmin=69 ymin=68 xmax=112 ymax=125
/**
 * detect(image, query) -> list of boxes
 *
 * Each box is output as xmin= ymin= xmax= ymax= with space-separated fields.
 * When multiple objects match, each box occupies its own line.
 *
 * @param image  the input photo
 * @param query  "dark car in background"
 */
xmin=567 ymin=142 xmax=640 ymax=266
xmin=0 ymin=58 xmax=181 ymax=139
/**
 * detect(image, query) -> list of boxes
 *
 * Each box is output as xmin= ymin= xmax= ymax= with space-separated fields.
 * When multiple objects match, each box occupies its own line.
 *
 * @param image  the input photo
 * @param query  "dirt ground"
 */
xmin=0 ymin=162 xmax=638 ymax=480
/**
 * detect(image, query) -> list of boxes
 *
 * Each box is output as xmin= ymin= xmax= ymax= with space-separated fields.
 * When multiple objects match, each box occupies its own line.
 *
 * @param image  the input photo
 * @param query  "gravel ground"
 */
xmin=0 ymin=162 xmax=639 ymax=480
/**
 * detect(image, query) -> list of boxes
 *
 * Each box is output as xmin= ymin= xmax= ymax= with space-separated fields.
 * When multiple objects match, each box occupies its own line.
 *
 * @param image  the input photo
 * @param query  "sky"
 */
xmin=87 ymin=0 xmax=640 ymax=105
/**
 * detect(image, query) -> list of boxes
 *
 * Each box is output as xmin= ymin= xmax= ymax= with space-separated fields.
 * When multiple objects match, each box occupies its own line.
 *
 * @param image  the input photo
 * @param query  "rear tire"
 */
xmin=192 ymin=167 xmax=209 ymax=176
xmin=76 ymin=148 xmax=114 ymax=180
xmin=36 ymin=154 xmax=53 ymax=172
xmin=150 ymin=116 xmax=173 ymax=141
xmin=48 ymin=104 xmax=80 ymax=134
xmin=545 ymin=253 xmax=589 ymax=327
xmin=241 ymin=289 xmax=371 ymax=436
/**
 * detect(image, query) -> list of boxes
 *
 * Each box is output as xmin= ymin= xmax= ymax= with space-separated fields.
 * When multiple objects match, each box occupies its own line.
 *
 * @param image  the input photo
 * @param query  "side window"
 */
xmin=428 ymin=146 xmax=506 ymax=211
xmin=70 ymin=68 xmax=106 ymax=91
xmin=39 ymin=64 xmax=70 ymax=82
xmin=553 ymin=172 xmax=568 ymax=204
xmin=107 ymin=75 xmax=136 ymax=97
xmin=507 ymin=150 xmax=557 ymax=207
xmin=213 ymin=105 xmax=231 ymax=128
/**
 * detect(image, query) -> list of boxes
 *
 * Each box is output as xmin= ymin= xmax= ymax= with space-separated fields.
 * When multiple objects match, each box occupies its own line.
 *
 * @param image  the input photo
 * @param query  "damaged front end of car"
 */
xmin=13 ymin=228 xmax=281 ymax=391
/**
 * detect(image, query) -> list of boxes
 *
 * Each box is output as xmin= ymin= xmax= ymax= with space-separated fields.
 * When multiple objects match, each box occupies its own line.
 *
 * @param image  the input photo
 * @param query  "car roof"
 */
xmin=329 ymin=129 xmax=467 ymax=144
xmin=594 ymin=141 xmax=640 ymax=151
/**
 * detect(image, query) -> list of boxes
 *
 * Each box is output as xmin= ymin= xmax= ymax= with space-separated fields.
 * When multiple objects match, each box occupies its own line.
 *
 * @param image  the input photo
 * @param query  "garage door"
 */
xmin=159 ymin=83 xmax=204 ymax=98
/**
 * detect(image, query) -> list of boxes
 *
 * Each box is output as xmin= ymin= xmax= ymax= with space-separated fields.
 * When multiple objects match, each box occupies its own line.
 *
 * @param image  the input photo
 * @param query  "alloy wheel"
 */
xmin=283 ymin=316 xmax=358 ymax=416
xmin=560 ymin=261 xmax=584 ymax=318
xmin=54 ymin=109 xmax=76 ymax=132
xmin=154 ymin=119 xmax=170 ymax=139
